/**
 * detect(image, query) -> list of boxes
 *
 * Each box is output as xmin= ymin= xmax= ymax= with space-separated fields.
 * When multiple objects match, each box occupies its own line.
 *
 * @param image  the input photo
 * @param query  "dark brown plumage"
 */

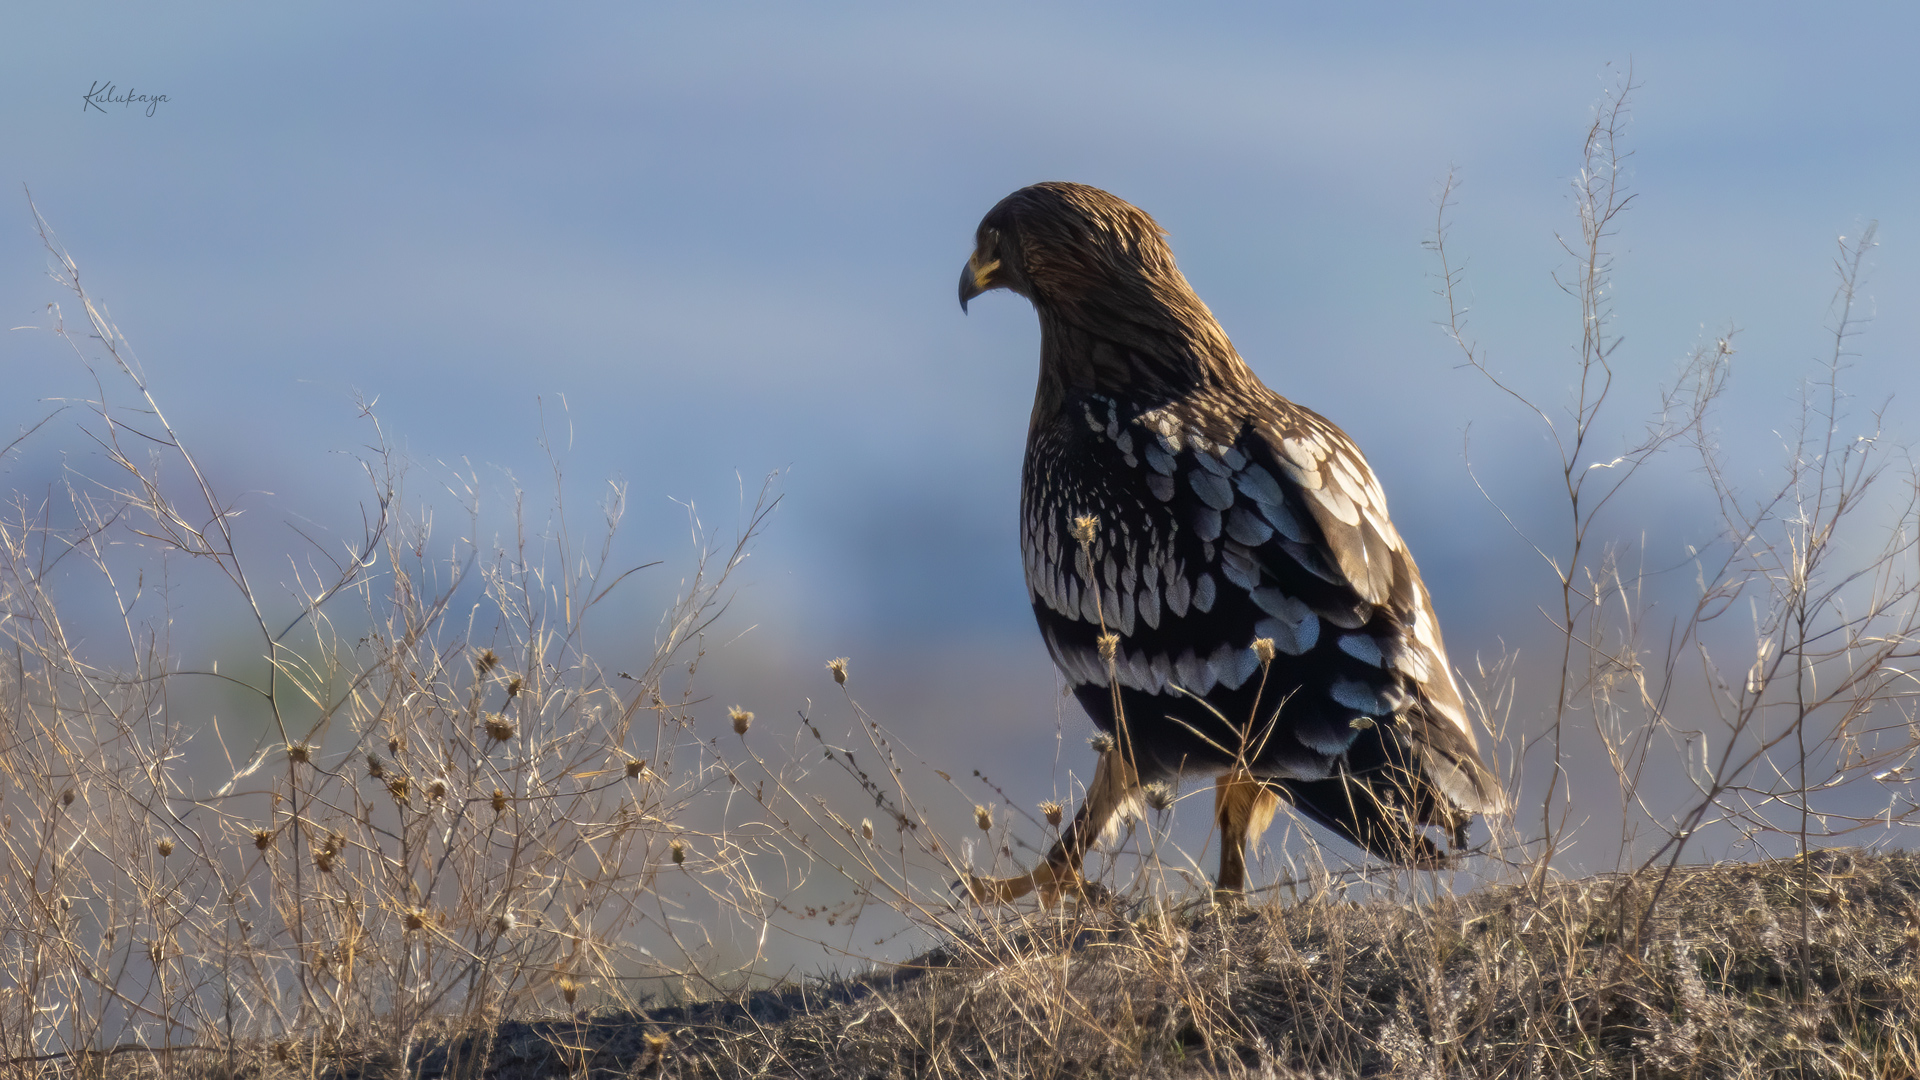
xmin=959 ymin=182 xmax=1503 ymax=903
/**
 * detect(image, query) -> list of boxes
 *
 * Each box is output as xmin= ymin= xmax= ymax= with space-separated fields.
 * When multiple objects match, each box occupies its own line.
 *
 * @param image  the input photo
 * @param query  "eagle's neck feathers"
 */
xmin=1029 ymin=273 xmax=1257 ymax=433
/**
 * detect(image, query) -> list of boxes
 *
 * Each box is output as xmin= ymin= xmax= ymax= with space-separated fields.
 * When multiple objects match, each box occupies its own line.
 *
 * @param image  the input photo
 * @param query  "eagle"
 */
xmin=958 ymin=182 xmax=1503 ymax=904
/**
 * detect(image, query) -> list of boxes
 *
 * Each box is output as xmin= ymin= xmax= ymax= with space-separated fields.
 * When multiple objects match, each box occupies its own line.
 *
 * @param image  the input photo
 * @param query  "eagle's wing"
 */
xmin=1135 ymin=396 xmax=1504 ymax=829
xmin=1253 ymin=403 xmax=1503 ymax=814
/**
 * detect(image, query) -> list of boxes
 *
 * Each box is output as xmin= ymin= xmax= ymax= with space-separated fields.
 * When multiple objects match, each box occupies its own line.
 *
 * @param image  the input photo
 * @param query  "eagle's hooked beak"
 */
xmin=959 ymin=251 xmax=1000 ymax=312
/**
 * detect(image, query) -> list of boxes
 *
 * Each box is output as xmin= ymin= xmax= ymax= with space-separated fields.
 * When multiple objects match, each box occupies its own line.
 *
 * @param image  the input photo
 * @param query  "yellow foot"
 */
xmin=963 ymin=867 xmax=1105 ymax=908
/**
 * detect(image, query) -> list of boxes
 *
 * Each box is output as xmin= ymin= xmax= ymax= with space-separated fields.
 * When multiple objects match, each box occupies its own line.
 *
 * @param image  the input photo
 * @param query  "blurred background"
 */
xmin=4 ymin=0 xmax=1917 ymax=919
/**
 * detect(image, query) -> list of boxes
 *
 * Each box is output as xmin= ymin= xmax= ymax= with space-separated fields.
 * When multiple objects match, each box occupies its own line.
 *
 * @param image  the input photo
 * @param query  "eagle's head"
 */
xmin=958 ymin=182 xmax=1183 ymax=314
xmin=959 ymin=182 xmax=1246 ymax=412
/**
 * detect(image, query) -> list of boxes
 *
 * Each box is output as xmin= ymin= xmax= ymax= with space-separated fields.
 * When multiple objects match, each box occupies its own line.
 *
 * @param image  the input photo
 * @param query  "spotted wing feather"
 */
xmin=1021 ymin=384 xmax=1500 ymax=864
xmin=1242 ymin=403 xmax=1504 ymax=818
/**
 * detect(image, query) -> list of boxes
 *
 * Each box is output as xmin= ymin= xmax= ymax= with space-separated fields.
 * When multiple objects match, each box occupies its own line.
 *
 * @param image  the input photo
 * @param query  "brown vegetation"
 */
xmin=352 ymin=848 xmax=1920 ymax=1079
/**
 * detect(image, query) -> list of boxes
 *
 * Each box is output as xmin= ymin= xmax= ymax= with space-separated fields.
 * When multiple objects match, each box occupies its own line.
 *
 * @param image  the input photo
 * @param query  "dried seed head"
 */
xmin=403 ymin=908 xmax=428 ymax=932
xmin=669 ymin=838 xmax=687 ymax=865
xmin=626 ymin=758 xmax=646 ymax=779
xmin=1097 ymin=633 xmax=1120 ymax=663
xmin=388 ymin=777 xmax=410 ymax=804
xmin=491 ymin=789 xmax=508 ymax=813
xmin=484 ymin=714 xmax=516 ymax=742
xmin=1041 ymin=801 xmax=1064 ymax=828
xmin=1144 ymin=781 xmax=1176 ymax=812
xmin=506 ymin=676 xmax=522 ymax=698
xmin=60 ymin=789 xmax=75 ymax=808
xmin=314 ymin=849 xmax=335 ymax=873
xmin=1251 ymin=638 xmax=1276 ymax=667
xmin=475 ymin=649 xmax=500 ymax=673
xmin=860 ymin=818 xmax=874 ymax=840
xmin=826 ymin=657 xmax=849 ymax=685
xmin=366 ymin=754 xmax=386 ymax=779
xmin=558 ymin=976 xmax=579 ymax=1005
xmin=426 ymin=777 xmax=449 ymax=801
xmin=1089 ymin=732 xmax=1116 ymax=753
xmin=325 ymin=831 xmax=345 ymax=855
xmin=1071 ymin=515 xmax=1100 ymax=546
xmin=149 ymin=940 xmax=165 ymax=964
xmin=156 ymin=838 xmax=174 ymax=857
xmin=287 ymin=742 xmax=313 ymax=764
xmin=729 ymin=707 xmax=754 ymax=736
xmin=252 ymin=828 xmax=274 ymax=852
xmin=1349 ymin=716 xmax=1377 ymax=730
xmin=974 ymin=804 xmax=993 ymax=832
xmin=493 ymin=911 xmax=518 ymax=935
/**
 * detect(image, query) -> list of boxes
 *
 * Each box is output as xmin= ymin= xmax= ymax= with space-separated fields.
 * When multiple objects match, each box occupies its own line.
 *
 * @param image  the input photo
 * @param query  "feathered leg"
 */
xmin=965 ymin=746 xmax=1141 ymax=907
xmin=1213 ymin=768 xmax=1281 ymax=895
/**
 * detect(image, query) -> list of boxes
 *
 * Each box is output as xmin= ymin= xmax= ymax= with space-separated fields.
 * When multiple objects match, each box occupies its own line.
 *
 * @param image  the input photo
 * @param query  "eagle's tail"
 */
xmin=1277 ymin=723 xmax=1500 ymax=867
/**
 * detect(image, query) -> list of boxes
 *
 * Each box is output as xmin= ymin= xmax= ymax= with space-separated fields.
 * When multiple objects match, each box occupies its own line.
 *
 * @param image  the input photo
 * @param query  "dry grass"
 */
xmin=355 ymin=847 xmax=1916 ymax=1079
xmin=0 ymin=200 xmax=781 ymax=1077
xmin=3 ymin=68 xmax=1919 ymax=1079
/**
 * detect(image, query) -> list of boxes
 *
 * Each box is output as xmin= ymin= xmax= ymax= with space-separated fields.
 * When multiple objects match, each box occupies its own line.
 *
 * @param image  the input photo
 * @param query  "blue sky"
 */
xmin=6 ymin=2 xmax=1918 ymax=872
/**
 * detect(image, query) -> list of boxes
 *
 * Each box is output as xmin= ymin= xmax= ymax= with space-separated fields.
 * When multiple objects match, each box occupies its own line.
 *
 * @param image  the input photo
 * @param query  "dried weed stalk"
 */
xmin=0 ymin=199 xmax=776 ymax=1074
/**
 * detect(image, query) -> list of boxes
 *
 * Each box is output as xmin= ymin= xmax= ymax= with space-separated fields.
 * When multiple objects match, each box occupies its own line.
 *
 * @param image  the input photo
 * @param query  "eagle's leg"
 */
xmin=965 ymin=745 xmax=1141 ymax=907
xmin=1213 ymin=768 xmax=1282 ymax=897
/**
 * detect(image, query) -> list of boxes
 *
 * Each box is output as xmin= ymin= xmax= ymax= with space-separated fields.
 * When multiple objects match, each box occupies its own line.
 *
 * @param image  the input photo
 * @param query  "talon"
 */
xmin=964 ymin=864 xmax=1094 ymax=907
xmin=1076 ymin=879 xmax=1114 ymax=906
xmin=960 ymin=746 xmax=1134 ymax=909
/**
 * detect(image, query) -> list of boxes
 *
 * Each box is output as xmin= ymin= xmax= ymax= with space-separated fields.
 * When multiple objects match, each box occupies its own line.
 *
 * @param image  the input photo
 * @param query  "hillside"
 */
xmin=290 ymin=848 xmax=1919 ymax=1080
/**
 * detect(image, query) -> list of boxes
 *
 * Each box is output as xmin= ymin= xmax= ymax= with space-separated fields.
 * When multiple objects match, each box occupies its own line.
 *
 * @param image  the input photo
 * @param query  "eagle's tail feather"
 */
xmin=1275 ymin=766 xmax=1456 ymax=869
